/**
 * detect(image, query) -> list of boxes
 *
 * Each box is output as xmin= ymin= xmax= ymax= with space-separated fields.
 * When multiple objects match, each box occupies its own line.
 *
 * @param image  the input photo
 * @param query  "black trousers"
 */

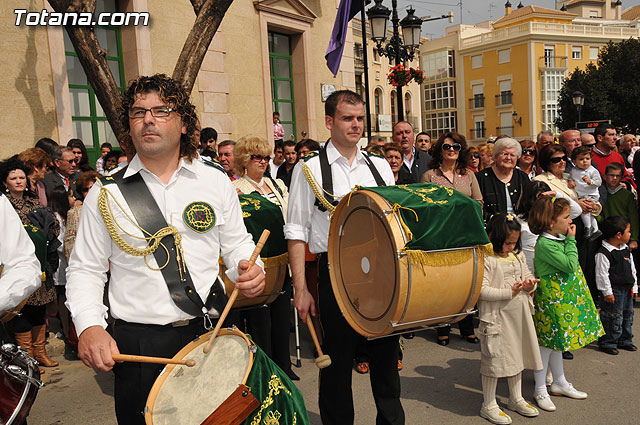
xmin=317 ymin=254 xmax=404 ymax=425
xmin=112 ymin=319 xmax=208 ymax=425
xmin=436 ymin=314 xmax=475 ymax=338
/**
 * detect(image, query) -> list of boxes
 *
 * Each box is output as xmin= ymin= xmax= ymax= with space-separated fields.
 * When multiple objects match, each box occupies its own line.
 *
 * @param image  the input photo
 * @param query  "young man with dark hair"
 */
xmin=286 ymin=89 xmax=403 ymax=425
xmin=276 ymin=139 xmax=298 ymax=188
xmin=269 ymin=140 xmax=285 ymax=179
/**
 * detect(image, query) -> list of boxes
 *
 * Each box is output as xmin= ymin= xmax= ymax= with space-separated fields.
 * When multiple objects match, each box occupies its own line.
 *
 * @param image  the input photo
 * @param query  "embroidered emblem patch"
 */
xmin=183 ymin=202 xmax=216 ymax=233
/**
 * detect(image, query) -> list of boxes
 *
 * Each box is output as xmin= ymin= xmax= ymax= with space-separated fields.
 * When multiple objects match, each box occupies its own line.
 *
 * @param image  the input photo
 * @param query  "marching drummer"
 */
xmin=285 ymin=90 xmax=404 ymax=425
xmin=65 ymin=74 xmax=265 ymax=425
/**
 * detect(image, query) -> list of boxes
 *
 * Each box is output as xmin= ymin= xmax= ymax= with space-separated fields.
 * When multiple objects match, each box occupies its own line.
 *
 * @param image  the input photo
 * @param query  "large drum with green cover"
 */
xmin=144 ymin=326 xmax=308 ymax=425
xmin=328 ymin=183 xmax=492 ymax=338
xmin=220 ymin=193 xmax=288 ymax=308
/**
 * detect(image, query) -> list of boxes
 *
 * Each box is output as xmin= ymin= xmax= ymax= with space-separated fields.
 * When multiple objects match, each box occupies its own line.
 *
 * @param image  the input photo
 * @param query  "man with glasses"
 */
xmin=65 ymin=74 xmax=265 ymax=424
xmin=42 ymin=146 xmax=78 ymax=200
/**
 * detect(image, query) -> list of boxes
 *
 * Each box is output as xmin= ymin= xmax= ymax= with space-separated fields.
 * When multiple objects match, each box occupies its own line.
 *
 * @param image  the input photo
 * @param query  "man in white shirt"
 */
xmin=285 ymin=90 xmax=404 ymax=425
xmin=65 ymin=74 xmax=265 ymax=424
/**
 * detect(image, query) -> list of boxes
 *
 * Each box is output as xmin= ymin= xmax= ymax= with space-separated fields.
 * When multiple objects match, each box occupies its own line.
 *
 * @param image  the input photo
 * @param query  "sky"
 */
xmin=393 ymin=0 xmax=640 ymax=39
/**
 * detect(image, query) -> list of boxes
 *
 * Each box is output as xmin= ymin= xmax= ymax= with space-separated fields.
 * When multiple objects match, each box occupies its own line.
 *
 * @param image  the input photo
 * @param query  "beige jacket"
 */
xmin=232 ymin=176 xmax=289 ymax=222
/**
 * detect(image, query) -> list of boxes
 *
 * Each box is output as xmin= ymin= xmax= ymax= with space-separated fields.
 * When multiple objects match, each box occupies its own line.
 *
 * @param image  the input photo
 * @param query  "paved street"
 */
xmin=29 ymin=306 xmax=640 ymax=425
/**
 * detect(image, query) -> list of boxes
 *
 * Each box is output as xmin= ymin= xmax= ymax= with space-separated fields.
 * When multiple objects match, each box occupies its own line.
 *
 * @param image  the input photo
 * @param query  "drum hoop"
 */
xmin=6 ymin=364 xmax=36 ymax=425
xmin=144 ymin=327 xmax=254 ymax=424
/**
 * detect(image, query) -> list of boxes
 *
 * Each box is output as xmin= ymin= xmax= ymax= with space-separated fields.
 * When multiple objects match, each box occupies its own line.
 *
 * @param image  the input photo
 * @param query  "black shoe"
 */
xmin=588 ymin=230 xmax=603 ymax=242
xmin=618 ymin=344 xmax=638 ymax=352
xmin=436 ymin=337 xmax=449 ymax=346
xmin=600 ymin=347 xmax=619 ymax=355
xmin=465 ymin=335 xmax=480 ymax=344
xmin=404 ymin=332 xmax=415 ymax=340
xmin=562 ymin=351 xmax=573 ymax=360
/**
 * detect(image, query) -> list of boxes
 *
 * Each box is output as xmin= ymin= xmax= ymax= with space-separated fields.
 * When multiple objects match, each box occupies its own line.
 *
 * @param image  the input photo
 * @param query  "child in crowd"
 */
xmin=596 ymin=216 xmax=638 ymax=355
xmin=95 ymin=142 xmax=112 ymax=174
xmin=528 ymin=197 xmax=604 ymax=412
xmin=569 ymin=146 xmax=602 ymax=238
xmin=478 ymin=214 xmax=541 ymax=425
xmin=599 ymin=162 xmax=640 ymax=251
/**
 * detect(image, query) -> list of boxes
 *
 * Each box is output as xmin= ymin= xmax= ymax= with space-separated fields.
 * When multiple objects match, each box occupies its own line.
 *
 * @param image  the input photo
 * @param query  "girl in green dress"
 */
xmin=528 ymin=197 xmax=604 ymax=412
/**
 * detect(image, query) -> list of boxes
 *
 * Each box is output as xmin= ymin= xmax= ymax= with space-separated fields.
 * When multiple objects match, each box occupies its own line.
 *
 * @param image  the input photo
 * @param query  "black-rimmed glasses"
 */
xmin=128 ymin=106 xmax=176 ymax=119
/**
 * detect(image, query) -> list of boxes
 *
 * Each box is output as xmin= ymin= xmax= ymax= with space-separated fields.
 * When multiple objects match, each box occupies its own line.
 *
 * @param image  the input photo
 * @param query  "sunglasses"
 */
xmin=583 ymin=143 xmax=596 ymax=148
xmin=250 ymin=154 xmax=270 ymax=163
xmin=442 ymin=143 xmax=462 ymax=152
xmin=522 ymin=148 xmax=536 ymax=156
xmin=550 ymin=155 xmax=568 ymax=164
xmin=472 ymin=153 xmax=480 ymax=159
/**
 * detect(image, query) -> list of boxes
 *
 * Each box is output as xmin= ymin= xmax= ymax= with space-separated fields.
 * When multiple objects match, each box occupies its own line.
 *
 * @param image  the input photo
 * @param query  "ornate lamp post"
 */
xmin=572 ymin=90 xmax=585 ymax=124
xmin=367 ymin=0 xmax=452 ymax=122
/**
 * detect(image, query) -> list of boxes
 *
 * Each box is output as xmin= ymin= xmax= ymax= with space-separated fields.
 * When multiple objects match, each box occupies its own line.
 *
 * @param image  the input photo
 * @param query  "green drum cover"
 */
xmin=23 ymin=224 xmax=47 ymax=272
xmin=238 ymin=194 xmax=287 ymax=258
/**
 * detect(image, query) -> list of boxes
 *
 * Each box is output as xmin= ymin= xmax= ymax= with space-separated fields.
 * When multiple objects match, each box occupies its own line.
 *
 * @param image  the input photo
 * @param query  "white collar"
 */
xmin=124 ymin=155 xmax=197 ymax=179
xmin=541 ymin=232 xmax=566 ymax=241
xmin=601 ymin=240 xmax=628 ymax=252
xmin=326 ymin=141 xmax=367 ymax=165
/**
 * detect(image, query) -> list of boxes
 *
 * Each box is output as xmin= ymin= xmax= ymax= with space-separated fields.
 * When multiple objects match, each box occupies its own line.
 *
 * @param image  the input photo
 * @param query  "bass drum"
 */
xmin=328 ymin=187 xmax=485 ymax=338
xmin=0 ymin=343 xmax=43 ymax=425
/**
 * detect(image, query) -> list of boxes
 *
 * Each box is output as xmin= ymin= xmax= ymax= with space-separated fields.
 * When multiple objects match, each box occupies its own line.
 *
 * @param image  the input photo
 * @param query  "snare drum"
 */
xmin=145 ymin=327 xmax=309 ymax=425
xmin=0 ymin=343 xmax=43 ymax=425
xmin=328 ymin=184 xmax=491 ymax=338
xmin=220 ymin=194 xmax=288 ymax=308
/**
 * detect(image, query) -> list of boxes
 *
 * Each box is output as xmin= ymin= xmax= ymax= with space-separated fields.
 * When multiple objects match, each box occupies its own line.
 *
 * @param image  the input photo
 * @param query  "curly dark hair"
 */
xmin=428 ymin=131 xmax=469 ymax=174
xmin=0 ymin=157 xmax=31 ymax=193
xmin=120 ymin=74 xmax=198 ymax=161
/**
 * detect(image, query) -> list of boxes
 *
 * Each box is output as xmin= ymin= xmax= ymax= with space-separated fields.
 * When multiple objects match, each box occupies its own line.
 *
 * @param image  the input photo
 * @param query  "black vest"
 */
xmin=597 ymin=245 xmax=634 ymax=288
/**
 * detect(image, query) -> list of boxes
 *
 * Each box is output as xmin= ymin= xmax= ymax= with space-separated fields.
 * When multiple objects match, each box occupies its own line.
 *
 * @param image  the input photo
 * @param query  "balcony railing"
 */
xmin=468 ymin=95 xmax=485 ymax=109
xmin=470 ymin=127 xmax=486 ymax=140
xmin=538 ymin=55 xmax=568 ymax=70
xmin=495 ymin=91 xmax=512 ymax=106
xmin=495 ymin=125 xmax=514 ymax=137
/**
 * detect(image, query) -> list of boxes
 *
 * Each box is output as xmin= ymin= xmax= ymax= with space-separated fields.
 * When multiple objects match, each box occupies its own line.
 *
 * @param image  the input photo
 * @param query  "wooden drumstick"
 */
xmin=203 ymin=230 xmax=270 ymax=354
xmin=306 ymin=315 xmax=331 ymax=369
xmin=112 ymin=354 xmax=196 ymax=367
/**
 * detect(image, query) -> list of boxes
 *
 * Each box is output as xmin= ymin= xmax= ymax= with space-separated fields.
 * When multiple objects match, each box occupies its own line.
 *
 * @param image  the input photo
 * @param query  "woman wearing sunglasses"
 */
xmin=421 ymin=132 xmax=483 ymax=346
xmin=467 ymin=146 xmax=481 ymax=173
xmin=517 ymin=140 xmax=538 ymax=179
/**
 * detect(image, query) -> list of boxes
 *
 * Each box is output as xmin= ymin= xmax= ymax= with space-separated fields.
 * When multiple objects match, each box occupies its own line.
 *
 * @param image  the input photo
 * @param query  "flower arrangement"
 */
xmin=387 ymin=64 xmax=425 ymax=87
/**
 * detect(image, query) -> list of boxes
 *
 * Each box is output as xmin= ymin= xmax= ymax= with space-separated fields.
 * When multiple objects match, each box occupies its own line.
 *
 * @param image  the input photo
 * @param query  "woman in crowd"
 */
xmin=65 ymin=171 xmax=101 ymax=261
xmin=18 ymin=147 xmax=50 ymax=206
xmin=477 ymin=143 xmax=494 ymax=171
xmin=67 ymin=139 xmax=94 ymax=172
xmin=476 ymin=138 xmax=530 ymax=222
xmin=517 ymin=139 xmax=538 ymax=179
xmin=383 ymin=143 xmax=412 ymax=184
xmin=421 ymin=132 xmax=482 ymax=345
xmin=0 ymin=158 xmax=60 ymax=372
xmin=232 ymin=135 xmax=298 ymax=380
xmin=467 ymin=146 xmax=481 ymax=173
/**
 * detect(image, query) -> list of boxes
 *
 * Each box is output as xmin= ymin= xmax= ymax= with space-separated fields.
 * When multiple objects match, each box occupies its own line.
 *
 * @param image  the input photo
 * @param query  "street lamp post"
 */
xmin=367 ymin=0 xmax=452 ymax=123
xmin=572 ymin=90 xmax=585 ymax=125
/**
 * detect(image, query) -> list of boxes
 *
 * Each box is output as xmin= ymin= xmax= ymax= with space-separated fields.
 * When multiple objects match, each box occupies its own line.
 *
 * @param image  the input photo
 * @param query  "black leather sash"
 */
xmin=111 ymin=169 xmax=226 ymax=317
xmin=315 ymin=145 xmax=387 ymax=212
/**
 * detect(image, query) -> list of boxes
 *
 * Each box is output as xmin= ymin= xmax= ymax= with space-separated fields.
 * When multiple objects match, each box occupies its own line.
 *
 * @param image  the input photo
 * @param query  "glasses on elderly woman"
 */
xmin=442 ymin=143 xmax=462 ymax=152
xmin=250 ymin=154 xmax=270 ymax=163
xmin=550 ymin=156 xmax=568 ymax=164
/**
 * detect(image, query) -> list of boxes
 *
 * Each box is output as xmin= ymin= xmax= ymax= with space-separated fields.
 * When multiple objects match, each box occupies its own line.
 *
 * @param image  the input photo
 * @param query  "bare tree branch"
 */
xmin=190 ymin=0 xmax=205 ymax=15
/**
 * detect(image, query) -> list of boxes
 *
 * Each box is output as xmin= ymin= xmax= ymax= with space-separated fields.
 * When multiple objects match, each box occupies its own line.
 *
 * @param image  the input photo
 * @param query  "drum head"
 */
xmin=146 ymin=329 xmax=252 ymax=425
xmin=329 ymin=191 xmax=399 ymax=336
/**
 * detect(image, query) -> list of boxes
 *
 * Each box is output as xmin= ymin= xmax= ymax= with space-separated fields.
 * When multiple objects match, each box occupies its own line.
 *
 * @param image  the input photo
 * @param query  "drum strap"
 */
xmin=111 ymin=169 xmax=227 ymax=318
xmin=315 ymin=145 xmax=386 ymax=212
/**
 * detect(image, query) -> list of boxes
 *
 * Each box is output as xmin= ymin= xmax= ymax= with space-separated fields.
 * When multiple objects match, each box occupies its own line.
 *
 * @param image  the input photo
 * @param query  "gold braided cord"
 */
xmin=97 ymin=182 xmax=183 ymax=272
xmin=302 ymin=162 xmax=337 ymax=214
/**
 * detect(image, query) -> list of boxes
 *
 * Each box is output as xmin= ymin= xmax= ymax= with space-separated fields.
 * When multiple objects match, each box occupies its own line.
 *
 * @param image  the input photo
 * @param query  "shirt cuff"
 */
xmin=284 ymin=223 xmax=309 ymax=242
xmin=73 ymin=312 xmax=108 ymax=337
xmin=600 ymin=289 xmax=613 ymax=297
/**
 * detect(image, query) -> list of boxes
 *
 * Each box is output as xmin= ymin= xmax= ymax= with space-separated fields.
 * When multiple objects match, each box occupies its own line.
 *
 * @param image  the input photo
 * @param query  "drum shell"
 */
xmin=328 ymin=189 xmax=483 ymax=338
xmin=0 ymin=357 xmax=40 ymax=425
xmin=219 ymin=262 xmax=286 ymax=308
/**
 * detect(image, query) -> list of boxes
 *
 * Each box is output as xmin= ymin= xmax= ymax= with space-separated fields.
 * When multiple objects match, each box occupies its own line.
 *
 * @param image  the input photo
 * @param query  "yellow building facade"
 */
xmin=419 ymin=1 xmax=640 ymax=144
xmin=2 ymin=0 xmax=373 ymax=160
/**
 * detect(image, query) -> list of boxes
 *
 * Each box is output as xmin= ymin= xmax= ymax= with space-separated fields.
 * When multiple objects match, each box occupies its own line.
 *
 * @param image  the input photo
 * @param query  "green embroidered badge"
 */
xmin=183 ymin=202 xmax=216 ymax=233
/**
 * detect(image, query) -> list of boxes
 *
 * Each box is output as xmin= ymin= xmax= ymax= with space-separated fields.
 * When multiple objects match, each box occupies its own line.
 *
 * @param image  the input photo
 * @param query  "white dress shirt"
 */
xmin=65 ymin=155 xmax=260 ymax=335
xmin=0 ymin=195 xmax=41 ymax=313
xmin=284 ymin=142 xmax=394 ymax=253
xmin=403 ymin=147 xmax=416 ymax=170
xmin=595 ymin=240 xmax=638 ymax=297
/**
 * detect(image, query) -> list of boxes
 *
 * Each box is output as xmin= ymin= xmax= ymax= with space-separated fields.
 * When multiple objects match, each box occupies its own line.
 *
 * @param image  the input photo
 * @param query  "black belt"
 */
xmin=114 ymin=317 xmax=202 ymax=329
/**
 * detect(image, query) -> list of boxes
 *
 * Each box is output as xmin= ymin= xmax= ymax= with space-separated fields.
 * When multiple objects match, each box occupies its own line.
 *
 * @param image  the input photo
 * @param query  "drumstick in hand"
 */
xmin=112 ymin=354 xmax=196 ymax=367
xmin=306 ymin=315 xmax=331 ymax=369
xmin=203 ymin=230 xmax=270 ymax=354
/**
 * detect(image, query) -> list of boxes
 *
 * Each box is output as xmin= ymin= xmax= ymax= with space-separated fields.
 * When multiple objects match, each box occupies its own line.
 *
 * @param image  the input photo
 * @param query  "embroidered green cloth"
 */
xmin=244 ymin=338 xmax=309 ymax=425
xmin=238 ymin=194 xmax=287 ymax=259
xmin=24 ymin=224 xmax=47 ymax=272
xmin=362 ymin=183 xmax=489 ymax=251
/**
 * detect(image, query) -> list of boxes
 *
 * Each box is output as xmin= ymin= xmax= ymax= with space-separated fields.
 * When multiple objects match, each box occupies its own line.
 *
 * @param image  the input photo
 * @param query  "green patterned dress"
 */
xmin=533 ymin=234 xmax=604 ymax=351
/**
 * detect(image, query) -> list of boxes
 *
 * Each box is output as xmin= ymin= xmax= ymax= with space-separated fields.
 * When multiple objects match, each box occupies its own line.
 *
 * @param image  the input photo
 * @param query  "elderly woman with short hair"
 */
xmin=476 ymin=138 xmax=531 ymax=222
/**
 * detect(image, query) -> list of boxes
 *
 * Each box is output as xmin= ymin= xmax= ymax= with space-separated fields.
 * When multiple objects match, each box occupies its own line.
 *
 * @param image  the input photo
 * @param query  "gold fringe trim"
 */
xmin=403 ymin=243 xmax=493 ymax=270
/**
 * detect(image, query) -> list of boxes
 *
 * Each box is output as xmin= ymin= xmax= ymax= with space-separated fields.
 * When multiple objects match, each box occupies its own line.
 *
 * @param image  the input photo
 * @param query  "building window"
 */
xmin=544 ymin=46 xmax=555 ymax=67
xmin=589 ymin=10 xmax=600 ymax=18
xmin=470 ymin=84 xmax=484 ymax=109
xmin=354 ymin=43 xmax=364 ymax=69
xmin=423 ymin=81 xmax=456 ymax=111
xmin=589 ymin=46 xmax=599 ymax=60
xmin=390 ymin=91 xmax=397 ymax=124
xmin=471 ymin=120 xmax=485 ymax=139
xmin=572 ymin=46 xmax=582 ymax=60
xmin=64 ymin=0 xmax=123 ymax=159
xmin=498 ymin=49 xmax=510 ymax=64
xmin=424 ymin=111 xmax=457 ymax=136
xmin=471 ymin=54 xmax=482 ymax=69
xmin=373 ymin=47 xmax=380 ymax=63
xmin=404 ymin=92 xmax=412 ymax=117
xmin=423 ymin=50 xmax=455 ymax=81
xmin=269 ymin=32 xmax=296 ymax=141
xmin=374 ymin=88 xmax=382 ymax=115
xmin=541 ymin=70 xmax=564 ymax=132
xmin=496 ymin=79 xmax=512 ymax=105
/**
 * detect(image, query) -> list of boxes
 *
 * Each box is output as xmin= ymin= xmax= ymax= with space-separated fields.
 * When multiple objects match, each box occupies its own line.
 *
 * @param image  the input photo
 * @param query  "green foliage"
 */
xmin=557 ymin=38 xmax=640 ymax=133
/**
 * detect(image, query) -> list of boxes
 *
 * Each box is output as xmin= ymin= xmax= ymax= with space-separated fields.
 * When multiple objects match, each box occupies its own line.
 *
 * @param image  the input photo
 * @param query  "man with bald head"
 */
xmin=621 ymin=134 xmax=637 ymax=168
xmin=581 ymin=133 xmax=596 ymax=149
xmin=391 ymin=121 xmax=430 ymax=182
xmin=559 ymin=129 xmax=581 ymax=172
